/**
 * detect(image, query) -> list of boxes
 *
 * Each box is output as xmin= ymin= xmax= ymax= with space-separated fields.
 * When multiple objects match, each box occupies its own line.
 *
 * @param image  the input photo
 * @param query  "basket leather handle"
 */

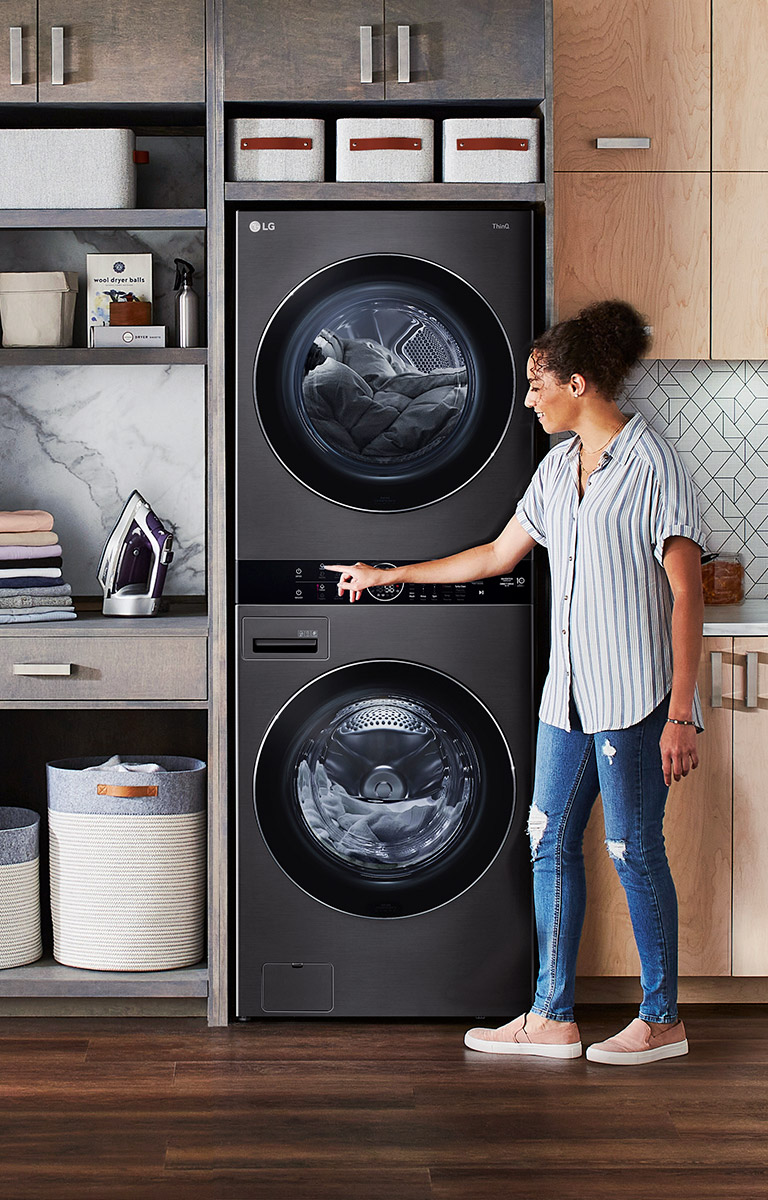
xmin=241 ymin=137 xmax=313 ymax=150
xmin=96 ymin=784 xmax=158 ymax=798
xmin=457 ymin=137 xmax=529 ymax=151
xmin=350 ymin=137 xmax=422 ymax=151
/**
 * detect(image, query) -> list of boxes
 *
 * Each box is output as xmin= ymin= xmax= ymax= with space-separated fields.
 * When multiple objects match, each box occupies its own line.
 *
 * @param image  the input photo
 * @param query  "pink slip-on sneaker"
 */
xmin=586 ymin=1018 xmax=688 ymax=1065
xmin=464 ymin=1013 xmax=583 ymax=1058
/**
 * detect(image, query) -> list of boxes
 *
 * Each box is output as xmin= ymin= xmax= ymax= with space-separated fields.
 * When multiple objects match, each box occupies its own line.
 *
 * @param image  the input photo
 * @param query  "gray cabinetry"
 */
xmin=0 ymin=1 xmax=36 ymax=101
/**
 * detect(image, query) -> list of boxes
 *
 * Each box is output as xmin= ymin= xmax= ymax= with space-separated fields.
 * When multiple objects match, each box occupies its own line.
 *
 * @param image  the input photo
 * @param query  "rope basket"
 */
xmin=0 ymin=807 xmax=42 ymax=970
xmin=47 ymin=756 xmax=206 ymax=972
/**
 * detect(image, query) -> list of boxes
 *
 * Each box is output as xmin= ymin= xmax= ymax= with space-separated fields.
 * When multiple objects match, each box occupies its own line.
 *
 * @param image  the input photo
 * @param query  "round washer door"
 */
xmin=253 ymin=255 xmax=515 ymax=512
xmin=254 ymin=662 xmax=515 ymax=918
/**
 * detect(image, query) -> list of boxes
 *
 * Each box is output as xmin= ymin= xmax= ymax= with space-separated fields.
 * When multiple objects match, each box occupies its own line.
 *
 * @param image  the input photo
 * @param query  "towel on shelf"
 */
xmin=0 ymin=593 xmax=72 ymax=609
xmin=0 ymin=610 xmax=77 ymax=624
xmin=0 ymin=510 xmax=54 ymax=533
xmin=0 ymin=546 xmax=63 ymax=562
xmin=0 ymin=583 xmax=72 ymax=597
xmin=0 ymin=531 xmax=58 ymax=546
xmin=0 ymin=567 xmax=62 ymax=580
xmin=0 ymin=605 xmax=73 ymax=616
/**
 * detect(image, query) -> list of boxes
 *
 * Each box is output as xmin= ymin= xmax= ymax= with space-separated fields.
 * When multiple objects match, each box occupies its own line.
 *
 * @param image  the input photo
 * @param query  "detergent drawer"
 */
xmin=0 ymin=633 xmax=207 ymax=702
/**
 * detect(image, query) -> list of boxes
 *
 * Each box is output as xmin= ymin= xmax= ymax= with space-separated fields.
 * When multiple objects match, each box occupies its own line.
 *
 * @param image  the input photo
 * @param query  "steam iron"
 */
xmin=97 ymin=490 xmax=174 ymax=616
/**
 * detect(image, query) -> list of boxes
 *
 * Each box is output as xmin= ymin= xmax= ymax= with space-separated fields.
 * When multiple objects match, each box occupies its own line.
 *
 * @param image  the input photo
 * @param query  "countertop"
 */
xmin=703 ymin=600 xmax=768 ymax=635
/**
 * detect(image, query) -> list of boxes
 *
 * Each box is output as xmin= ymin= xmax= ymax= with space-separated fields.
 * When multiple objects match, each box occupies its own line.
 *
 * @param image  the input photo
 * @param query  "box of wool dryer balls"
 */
xmin=86 ymin=253 xmax=152 ymax=345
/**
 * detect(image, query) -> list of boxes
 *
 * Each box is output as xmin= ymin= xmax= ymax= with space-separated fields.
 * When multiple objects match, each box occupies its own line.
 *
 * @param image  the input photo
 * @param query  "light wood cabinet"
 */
xmin=554 ymin=171 xmax=710 ymax=359
xmin=711 ymin=174 xmax=768 ymax=360
xmin=713 ymin=0 xmax=768 ymax=171
xmin=732 ymin=639 xmax=768 ymax=976
xmin=553 ymin=0 xmax=710 ymax=172
xmin=576 ymin=637 xmax=733 ymax=979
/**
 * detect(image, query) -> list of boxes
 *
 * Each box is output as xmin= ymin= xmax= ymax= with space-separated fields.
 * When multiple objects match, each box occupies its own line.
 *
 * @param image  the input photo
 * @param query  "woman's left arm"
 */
xmin=660 ymin=535 xmax=705 ymax=785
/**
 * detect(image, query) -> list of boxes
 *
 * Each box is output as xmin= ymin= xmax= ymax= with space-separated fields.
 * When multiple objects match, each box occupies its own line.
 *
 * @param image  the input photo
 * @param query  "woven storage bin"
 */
xmin=442 ymin=118 xmax=540 ymax=183
xmin=0 ymin=128 xmax=136 ymax=209
xmin=47 ymin=756 xmax=206 ymax=972
xmin=336 ymin=118 xmax=434 ymax=182
xmin=229 ymin=118 xmax=325 ymax=181
xmin=0 ymin=807 xmax=42 ymax=969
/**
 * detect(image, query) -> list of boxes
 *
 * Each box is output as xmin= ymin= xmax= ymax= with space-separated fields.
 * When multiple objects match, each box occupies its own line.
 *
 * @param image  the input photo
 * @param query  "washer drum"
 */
xmin=0 ymin=807 xmax=42 ymax=970
xmin=47 ymin=756 xmax=206 ymax=972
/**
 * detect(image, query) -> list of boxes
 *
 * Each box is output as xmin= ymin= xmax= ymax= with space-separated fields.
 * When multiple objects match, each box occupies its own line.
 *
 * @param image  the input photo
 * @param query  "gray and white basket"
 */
xmin=336 ymin=118 xmax=434 ymax=182
xmin=0 ymin=807 xmax=42 ymax=969
xmin=47 ymin=756 xmax=206 ymax=972
xmin=442 ymin=118 xmax=540 ymax=183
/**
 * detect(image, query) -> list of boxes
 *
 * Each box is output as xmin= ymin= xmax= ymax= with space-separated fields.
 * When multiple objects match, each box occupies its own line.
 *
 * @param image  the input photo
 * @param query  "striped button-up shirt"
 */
xmin=516 ymin=414 xmax=706 ymax=734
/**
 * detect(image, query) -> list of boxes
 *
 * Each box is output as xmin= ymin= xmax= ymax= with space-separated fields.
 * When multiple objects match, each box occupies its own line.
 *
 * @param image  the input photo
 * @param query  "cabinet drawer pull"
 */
xmin=13 ymin=662 xmax=72 ymax=676
xmin=51 ymin=26 xmax=64 ymax=85
xmin=596 ymin=137 xmax=651 ymax=150
xmin=710 ymin=651 xmax=723 ymax=708
xmin=397 ymin=24 xmax=410 ymax=83
xmin=9 ymin=26 xmax=22 ymax=85
xmin=746 ymin=651 xmax=758 ymax=710
xmin=360 ymin=25 xmax=373 ymax=84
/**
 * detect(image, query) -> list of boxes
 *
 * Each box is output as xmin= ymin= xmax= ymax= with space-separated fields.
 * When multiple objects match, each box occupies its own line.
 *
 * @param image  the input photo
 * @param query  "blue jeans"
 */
xmin=528 ymin=696 xmax=678 ymax=1024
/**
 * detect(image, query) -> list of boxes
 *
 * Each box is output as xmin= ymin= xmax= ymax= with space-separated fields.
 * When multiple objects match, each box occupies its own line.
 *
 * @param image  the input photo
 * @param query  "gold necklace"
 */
xmin=578 ymin=419 xmax=627 ymax=484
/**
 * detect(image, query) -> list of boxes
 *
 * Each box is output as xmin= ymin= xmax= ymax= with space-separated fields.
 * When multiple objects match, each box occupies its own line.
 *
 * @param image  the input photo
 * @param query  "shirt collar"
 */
xmin=564 ymin=412 xmax=646 ymax=464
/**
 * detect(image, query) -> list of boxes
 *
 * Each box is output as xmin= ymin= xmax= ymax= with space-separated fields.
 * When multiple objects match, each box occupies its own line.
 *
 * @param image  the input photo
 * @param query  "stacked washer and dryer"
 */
xmin=235 ymin=209 xmax=537 ymax=1018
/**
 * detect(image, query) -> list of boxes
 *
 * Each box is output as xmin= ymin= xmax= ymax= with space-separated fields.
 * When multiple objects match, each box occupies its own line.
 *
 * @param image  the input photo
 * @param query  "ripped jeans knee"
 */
xmin=527 ymin=802 xmax=548 ymax=859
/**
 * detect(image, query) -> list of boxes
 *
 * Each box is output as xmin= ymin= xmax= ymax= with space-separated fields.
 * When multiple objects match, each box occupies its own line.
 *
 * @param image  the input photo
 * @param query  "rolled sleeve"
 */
xmin=516 ymin=468 xmax=548 ymax=547
xmin=651 ymin=455 xmax=708 ymax=565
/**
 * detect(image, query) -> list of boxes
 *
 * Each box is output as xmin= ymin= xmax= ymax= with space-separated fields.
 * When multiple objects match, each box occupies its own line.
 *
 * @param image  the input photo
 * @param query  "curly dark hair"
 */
xmin=530 ymin=300 xmax=651 ymax=401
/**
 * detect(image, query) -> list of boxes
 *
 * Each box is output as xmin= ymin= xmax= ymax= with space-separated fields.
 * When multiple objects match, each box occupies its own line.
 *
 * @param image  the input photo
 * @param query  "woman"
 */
xmin=329 ymin=300 xmax=706 ymax=1066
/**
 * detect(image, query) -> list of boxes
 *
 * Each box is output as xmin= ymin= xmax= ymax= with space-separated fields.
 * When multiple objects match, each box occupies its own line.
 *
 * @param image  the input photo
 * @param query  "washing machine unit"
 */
xmin=236 ymin=577 xmax=533 ymax=1019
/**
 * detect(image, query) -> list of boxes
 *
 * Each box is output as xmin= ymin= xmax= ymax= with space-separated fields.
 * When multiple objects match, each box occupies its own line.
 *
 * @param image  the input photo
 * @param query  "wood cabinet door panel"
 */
xmin=224 ymin=0 xmax=384 ymax=101
xmin=554 ymin=0 xmax=710 ymax=171
xmin=733 ymin=638 xmax=768 ymax=976
xmin=712 ymin=174 xmax=768 ymax=361
xmin=577 ymin=639 xmax=733 ymax=978
xmin=555 ymin=172 xmax=710 ymax=360
xmin=713 ymin=0 xmax=768 ymax=171
xmin=384 ymin=0 xmax=544 ymax=100
xmin=37 ymin=0 xmax=204 ymax=103
xmin=0 ymin=2 xmax=36 ymax=101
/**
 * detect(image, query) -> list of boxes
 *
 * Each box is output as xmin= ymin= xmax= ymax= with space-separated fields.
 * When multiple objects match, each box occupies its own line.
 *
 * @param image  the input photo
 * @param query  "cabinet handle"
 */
xmin=746 ymin=651 xmax=758 ymax=710
xmin=51 ymin=26 xmax=64 ymax=85
xmin=710 ymin=651 xmax=723 ymax=708
xmin=397 ymin=24 xmax=410 ymax=83
xmin=9 ymin=26 xmax=22 ymax=85
xmin=596 ymin=137 xmax=651 ymax=150
xmin=13 ymin=663 xmax=72 ymax=676
xmin=360 ymin=25 xmax=373 ymax=84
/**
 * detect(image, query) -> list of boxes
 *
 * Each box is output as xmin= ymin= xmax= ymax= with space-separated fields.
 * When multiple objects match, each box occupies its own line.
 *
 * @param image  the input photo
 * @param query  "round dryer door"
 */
xmin=254 ymin=662 xmax=515 ymax=918
xmin=253 ymin=255 xmax=515 ymax=512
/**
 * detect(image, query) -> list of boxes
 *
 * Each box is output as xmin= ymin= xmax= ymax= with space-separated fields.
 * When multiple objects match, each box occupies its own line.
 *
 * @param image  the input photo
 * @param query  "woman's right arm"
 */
xmin=327 ymin=515 xmax=537 ymax=602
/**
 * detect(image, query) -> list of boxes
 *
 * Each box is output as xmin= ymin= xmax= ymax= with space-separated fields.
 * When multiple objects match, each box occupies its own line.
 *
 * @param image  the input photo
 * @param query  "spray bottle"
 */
xmin=174 ymin=258 xmax=199 ymax=348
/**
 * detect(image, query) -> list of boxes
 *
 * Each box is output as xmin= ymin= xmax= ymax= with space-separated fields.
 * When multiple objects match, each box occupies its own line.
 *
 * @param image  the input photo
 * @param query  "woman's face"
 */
xmin=524 ymin=354 xmax=583 ymax=434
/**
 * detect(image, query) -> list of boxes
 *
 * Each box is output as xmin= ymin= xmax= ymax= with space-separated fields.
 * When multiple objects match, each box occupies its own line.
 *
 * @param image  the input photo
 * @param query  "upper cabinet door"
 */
xmin=384 ymin=0 xmax=544 ymax=101
xmin=225 ymin=0 xmax=385 ymax=101
xmin=0 ymin=2 xmax=36 ymax=101
xmin=554 ymin=0 xmax=710 ymax=171
xmin=713 ymin=0 xmax=768 ymax=170
xmin=37 ymin=0 xmax=205 ymax=103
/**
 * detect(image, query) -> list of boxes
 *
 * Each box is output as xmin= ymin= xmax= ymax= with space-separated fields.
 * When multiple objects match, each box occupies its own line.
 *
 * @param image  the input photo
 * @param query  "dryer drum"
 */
xmin=253 ymin=255 xmax=515 ymax=512
xmin=253 ymin=662 xmax=515 ymax=918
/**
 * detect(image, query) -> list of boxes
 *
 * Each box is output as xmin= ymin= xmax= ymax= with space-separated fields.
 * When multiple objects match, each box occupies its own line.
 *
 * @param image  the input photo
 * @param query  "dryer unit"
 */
xmin=235 ymin=208 xmax=534 ymax=564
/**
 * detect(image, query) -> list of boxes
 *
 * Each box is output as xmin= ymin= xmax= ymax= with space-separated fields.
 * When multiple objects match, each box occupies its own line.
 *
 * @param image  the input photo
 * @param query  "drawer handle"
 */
xmin=397 ymin=24 xmax=410 ymax=83
xmin=10 ymin=26 xmax=22 ymax=85
xmin=51 ymin=26 xmax=64 ymax=85
xmin=596 ymin=136 xmax=651 ymax=150
xmin=710 ymin=651 xmax=722 ymax=708
xmin=360 ymin=25 xmax=373 ymax=84
xmin=746 ymin=651 xmax=758 ymax=710
xmin=13 ymin=662 xmax=72 ymax=676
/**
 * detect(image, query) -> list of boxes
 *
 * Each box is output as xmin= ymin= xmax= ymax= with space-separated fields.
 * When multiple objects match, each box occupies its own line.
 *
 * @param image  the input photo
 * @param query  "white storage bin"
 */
xmin=229 ymin=118 xmax=325 ymax=181
xmin=443 ymin=118 xmax=540 ymax=183
xmin=0 ymin=272 xmax=78 ymax=348
xmin=47 ymin=755 xmax=206 ymax=972
xmin=0 ymin=128 xmax=137 ymax=209
xmin=0 ymin=808 xmax=42 ymax=970
xmin=336 ymin=118 xmax=434 ymax=182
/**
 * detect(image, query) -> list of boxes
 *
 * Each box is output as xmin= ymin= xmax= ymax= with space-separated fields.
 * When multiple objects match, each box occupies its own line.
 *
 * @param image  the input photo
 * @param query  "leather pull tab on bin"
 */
xmin=241 ymin=137 xmax=313 ymax=150
xmin=96 ymin=784 xmax=159 ymax=798
xmin=457 ymin=137 xmax=529 ymax=151
xmin=350 ymin=137 xmax=422 ymax=151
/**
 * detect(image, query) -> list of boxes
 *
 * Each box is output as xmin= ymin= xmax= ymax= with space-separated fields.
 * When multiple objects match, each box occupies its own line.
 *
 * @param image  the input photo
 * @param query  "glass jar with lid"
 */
xmin=701 ymin=553 xmax=744 ymax=604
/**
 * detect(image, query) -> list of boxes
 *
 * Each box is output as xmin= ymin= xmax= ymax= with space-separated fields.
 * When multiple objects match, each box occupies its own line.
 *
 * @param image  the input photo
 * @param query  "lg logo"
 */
xmin=249 ymin=220 xmax=276 ymax=233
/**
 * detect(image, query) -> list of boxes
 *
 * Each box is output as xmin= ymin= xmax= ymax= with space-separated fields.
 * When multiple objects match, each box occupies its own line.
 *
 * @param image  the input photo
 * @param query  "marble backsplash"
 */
xmin=0 ymin=365 xmax=205 ymax=596
xmin=621 ymin=360 xmax=768 ymax=599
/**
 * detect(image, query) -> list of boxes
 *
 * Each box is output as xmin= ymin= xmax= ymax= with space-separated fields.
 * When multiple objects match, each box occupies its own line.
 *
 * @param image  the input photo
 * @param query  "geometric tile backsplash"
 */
xmin=621 ymin=360 xmax=768 ymax=598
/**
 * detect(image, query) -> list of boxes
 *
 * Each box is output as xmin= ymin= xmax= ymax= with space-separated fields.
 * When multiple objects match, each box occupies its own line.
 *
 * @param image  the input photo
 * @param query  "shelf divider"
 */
xmin=0 ymin=209 xmax=206 ymax=229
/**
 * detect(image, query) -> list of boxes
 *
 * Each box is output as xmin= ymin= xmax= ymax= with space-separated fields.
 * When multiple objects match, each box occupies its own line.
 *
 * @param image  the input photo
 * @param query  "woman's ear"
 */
xmin=570 ymin=373 xmax=587 ymax=397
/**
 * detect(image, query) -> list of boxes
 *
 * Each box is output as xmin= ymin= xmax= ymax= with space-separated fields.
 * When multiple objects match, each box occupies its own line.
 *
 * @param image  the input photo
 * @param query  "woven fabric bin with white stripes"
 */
xmin=46 ymin=756 xmax=206 ymax=972
xmin=0 ymin=807 xmax=42 ymax=970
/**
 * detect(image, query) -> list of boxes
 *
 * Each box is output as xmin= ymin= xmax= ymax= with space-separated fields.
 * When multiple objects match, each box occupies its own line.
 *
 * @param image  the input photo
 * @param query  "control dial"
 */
xmin=367 ymin=563 xmax=404 ymax=602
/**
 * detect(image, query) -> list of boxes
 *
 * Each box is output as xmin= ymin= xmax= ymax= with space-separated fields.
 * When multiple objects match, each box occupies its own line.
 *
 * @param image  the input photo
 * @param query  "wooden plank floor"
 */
xmin=1 ymin=1006 xmax=767 ymax=1198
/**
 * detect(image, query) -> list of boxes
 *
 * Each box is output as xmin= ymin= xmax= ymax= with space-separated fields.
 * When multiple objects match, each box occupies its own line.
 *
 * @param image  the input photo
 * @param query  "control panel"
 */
xmin=237 ymin=559 xmax=532 ymax=604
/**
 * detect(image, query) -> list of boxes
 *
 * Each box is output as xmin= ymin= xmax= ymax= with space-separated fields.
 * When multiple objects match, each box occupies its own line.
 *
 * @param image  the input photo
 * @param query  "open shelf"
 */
xmin=225 ymin=181 xmax=545 ymax=203
xmin=0 ymin=209 xmax=207 ymax=229
xmin=0 ymin=958 xmax=208 ymax=998
xmin=0 ymin=348 xmax=207 ymax=366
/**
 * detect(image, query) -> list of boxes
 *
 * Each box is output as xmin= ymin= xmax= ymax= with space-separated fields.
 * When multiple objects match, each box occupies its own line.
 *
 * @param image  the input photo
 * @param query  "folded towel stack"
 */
xmin=0 ymin=510 xmax=77 ymax=623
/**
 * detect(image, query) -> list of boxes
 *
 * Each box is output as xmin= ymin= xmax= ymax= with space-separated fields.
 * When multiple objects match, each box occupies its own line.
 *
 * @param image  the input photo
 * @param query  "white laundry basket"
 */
xmin=0 ymin=807 xmax=42 ymax=969
xmin=47 ymin=756 xmax=206 ymax=971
